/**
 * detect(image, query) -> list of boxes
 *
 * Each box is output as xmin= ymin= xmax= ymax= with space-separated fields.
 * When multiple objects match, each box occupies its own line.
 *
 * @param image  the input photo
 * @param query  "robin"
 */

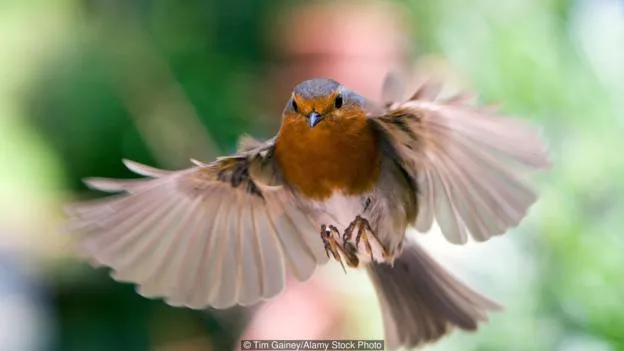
xmin=66 ymin=75 xmax=550 ymax=349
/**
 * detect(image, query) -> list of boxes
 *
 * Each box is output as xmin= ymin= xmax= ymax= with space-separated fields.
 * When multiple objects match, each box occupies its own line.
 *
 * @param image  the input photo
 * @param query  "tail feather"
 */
xmin=367 ymin=243 xmax=501 ymax=349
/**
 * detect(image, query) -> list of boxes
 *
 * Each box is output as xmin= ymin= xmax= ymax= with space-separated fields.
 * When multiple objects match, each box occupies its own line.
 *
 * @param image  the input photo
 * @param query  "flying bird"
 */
xmin=66 ymin=75 xmax=550 ymax=349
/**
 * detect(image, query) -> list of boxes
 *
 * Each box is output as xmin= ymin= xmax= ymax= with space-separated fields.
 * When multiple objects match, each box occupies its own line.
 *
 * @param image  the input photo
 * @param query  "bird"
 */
xmin=65 ymin=75 xmax=551 ymax=349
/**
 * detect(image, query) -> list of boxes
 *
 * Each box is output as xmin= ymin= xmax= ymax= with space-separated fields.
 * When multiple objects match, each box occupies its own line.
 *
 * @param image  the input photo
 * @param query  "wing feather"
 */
xmin=65 ymin=137 xmax=329 ymax=309
xmin=139 ymin=196 xmax=204 ymax=298
xmin=251 ymin=204 xmax=287 ymax=298
xmin=211 ymin=201 xmax=240 ymax=308
xmin=236 ymin=200 xmax=262 ymax=305
xmin=110 ymin=197 xmax=188 ymax=282
xmin=174 ymin=191 xmax=225 ymax=308
xmin=264 ymin=192 xmax=317 ymax=281
xmin=371 ymin=81 xmax=550 ymax=244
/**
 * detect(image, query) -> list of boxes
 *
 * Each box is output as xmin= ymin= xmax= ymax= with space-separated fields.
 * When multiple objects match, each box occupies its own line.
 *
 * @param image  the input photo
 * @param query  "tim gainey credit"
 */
xmin=240 ymin=339 xmax=385 ymax=351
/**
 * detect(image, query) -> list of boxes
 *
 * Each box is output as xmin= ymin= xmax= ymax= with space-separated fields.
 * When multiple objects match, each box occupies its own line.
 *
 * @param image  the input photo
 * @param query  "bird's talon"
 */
xmin=319 ymin=216 xmax=387 ymax=268
xmin=323 ymin=244 xmax=332 ymax=259
xmin=351 ymin=215 xmax=389 ymax=263
xmin=320 ymin=223 xmax=360 ymax=270
xmin=342 ymin=220 xmax=356 ymax=244
xmin=342 ymin=242 xmax=360 ymax=268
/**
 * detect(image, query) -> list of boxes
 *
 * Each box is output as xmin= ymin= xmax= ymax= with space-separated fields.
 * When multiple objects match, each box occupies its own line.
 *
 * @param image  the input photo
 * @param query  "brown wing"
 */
xmin=65 ymin=137 xmax=329 ymax=309
xmin=370 ymin=80 xmax=551 ymax=244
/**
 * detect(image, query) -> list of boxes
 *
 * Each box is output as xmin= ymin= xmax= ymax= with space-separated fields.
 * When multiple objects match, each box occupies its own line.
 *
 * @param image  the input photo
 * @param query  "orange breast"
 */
xmin=274 ymin=111 xmax=381 ymax=200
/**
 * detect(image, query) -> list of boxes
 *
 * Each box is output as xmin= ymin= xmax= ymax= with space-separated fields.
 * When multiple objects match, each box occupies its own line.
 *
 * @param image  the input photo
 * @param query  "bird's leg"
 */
xmin=341 ymin=219 xmax=359 ymax=248
xmin=357 ymin=226 xmax=374 ymax=261
xmin=321 ymin=224 xmax=344 ymax=271
xmin=346 ymin=215 xmax=391 ymax=262
xmin=321 ymin=225 xmax=359 ymax=272
xmin=341 ymin=240 xmax=360 ymax=268
xmin=330 ymin=224 xmax=359 ymax=269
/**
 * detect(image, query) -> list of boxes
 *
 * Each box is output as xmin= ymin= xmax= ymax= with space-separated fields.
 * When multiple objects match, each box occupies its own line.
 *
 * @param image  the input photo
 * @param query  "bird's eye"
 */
xmin=334 ymin=94 xmax=343 ymax=109
xmin=291 ymin=99 xmax=299 ymax=112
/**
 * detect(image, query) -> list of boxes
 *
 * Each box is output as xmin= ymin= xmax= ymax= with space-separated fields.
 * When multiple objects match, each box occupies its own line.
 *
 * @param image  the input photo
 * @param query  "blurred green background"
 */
xmin=1 ymin=0 xmax=623 ymax=350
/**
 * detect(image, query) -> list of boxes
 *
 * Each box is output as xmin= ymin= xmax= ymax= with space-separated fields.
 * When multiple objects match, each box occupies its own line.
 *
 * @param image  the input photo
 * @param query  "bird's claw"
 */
xmin=352 ymin=215 xmax=390 ymax=261
xmin=321 ymin=225 xmax=345 ymax=272
xmin=341 ymin=215 xmax=390 ymax=262
xmin=320 ymin=224 xmax=359 ymax=272
xmin=321 ymin=215 xmax=390 ymax=271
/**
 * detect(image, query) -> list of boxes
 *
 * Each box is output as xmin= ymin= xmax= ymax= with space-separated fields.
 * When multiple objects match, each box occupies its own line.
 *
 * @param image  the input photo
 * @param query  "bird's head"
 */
xmin=282 ymin=78 xmax=367 ymax=129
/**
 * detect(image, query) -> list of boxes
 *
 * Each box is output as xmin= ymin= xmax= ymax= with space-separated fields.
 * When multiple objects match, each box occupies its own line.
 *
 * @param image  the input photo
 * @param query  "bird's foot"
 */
xmin=321 ymin=224 xmax=359 ymax=272
xmin=341 ymin=215 xmax=391 ymax=262
xmin=320 ymin=216 xmax=391 ymax=271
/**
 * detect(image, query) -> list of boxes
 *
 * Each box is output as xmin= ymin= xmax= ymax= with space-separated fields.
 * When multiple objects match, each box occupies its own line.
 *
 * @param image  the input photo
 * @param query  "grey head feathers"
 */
xmin=293 ymin=78 xmax=341 ymax=100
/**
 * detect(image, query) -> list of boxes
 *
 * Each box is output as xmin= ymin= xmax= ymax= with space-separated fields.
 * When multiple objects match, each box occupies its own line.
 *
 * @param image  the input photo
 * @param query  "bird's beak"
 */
xmin=308 ymin=112 xmax=322 ymax=128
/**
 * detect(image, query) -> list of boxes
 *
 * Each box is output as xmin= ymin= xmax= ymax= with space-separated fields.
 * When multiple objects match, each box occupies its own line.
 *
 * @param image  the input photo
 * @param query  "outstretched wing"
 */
xmin=370 ymin=79 xmax=551 ymax=244
xmin=65 ymin=137 xmax=329 ymax=309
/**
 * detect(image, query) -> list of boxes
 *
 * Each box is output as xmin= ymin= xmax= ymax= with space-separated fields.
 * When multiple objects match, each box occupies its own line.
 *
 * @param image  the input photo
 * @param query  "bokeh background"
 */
xmin=1 ymin=0 xmax=623 ymax=350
